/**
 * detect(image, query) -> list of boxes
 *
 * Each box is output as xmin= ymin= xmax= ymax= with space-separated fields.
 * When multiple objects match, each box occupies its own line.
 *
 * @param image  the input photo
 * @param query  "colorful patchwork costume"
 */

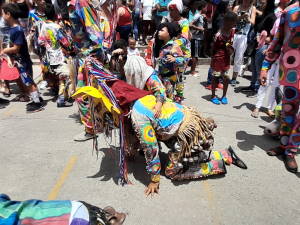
xmin=0 ymin=194 xmax=125 ymax=225
xmin=67 ymin=0 xmax=110 ymax=134
xmin=261 ymin=1 xmax=300 ymax=163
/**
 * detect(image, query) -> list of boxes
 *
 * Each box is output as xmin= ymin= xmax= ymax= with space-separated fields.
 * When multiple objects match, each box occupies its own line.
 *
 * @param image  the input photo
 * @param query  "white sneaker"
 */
xmin=38 ymin=81 xmax=48 ymax=90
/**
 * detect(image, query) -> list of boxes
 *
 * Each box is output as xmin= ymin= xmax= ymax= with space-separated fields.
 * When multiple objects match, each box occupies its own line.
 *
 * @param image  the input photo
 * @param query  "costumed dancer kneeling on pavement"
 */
xmin=73 ymin=54 xmax=248 ymax=196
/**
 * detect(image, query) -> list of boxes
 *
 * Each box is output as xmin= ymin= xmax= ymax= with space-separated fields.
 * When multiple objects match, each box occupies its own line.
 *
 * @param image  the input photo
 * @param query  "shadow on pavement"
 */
xmin=236 ymin=130 xmax=278 ymax=151
xmin=88 ymin=147 xmax=157 ymax=186
xmin=87 ymin=147 xmax=120 ymax=184
xmin=68 ymin=113 xmax=82 ymax=124
xmin=233 ymin=102 xmax=255 ymax=111
xmin=201 ymin=94 xmax=212 ymax=102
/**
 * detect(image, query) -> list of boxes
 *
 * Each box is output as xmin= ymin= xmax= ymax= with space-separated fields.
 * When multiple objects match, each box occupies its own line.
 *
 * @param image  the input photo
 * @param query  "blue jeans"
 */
xmin=116 ymin=24 xmax=132 ymax=41
xmin=132 ymin=11 xmax=140 ymax=41
xmin=250 ymin=45 xmax=268 ymax=90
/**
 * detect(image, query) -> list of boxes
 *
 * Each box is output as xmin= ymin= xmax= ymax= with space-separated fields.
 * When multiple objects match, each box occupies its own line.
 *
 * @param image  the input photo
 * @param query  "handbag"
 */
xmin=0 ymin=57 xmax=20 ymax=81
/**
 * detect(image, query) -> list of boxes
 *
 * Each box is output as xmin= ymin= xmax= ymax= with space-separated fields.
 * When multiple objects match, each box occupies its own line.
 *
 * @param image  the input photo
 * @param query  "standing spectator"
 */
xmin=154 ymin=22 xmax=184 ymax=100
xmin=116 ymin=0 xmax=133 ymax=41
xmin=11 ymin=0 xmax=30 ymax=35
xmin=202 ymin=0 xmax=217 ymax=58
xmin=167 ymin=0 xmax=191 ymax=103
xmin=241 ymin=0 xmax=276 ymax=93
xmin=128 ymin=0 xmax=142 ymax=41
xmin=141 ymin=0 xmax=155 ymax=45
xmin=1 ymin=3 xmax=44 ymax=112
xmin=250 ymin=0 xmax=290 ymax=117
xmin=210 ymin=11 xmax=237 ymax=105
xmin=154 ymin=0 xmax=171 ymax=29
xmin=231 ymin=0 xmax=256 ymax=86
xmin=212 ymin=0 xmax=230 ymax=36
xmin=189 ymin=0 xmax=207 ymax=75
xmin=0 ymin=0 xmax=11 ymax=97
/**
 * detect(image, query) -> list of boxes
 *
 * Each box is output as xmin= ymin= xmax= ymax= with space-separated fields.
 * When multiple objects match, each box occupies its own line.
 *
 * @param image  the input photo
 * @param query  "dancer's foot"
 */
xmin=266 ymin=109 xmax=275 ymax=118
xmin=251 ymin=108 xmax=259 ymax=118
xmin=228 ymin=146 xmax=247 ymax=169
xmin=284 ymin=155 xmax=298 ymax=173
xmin=266 ymin=146 xmax=285 ymax=156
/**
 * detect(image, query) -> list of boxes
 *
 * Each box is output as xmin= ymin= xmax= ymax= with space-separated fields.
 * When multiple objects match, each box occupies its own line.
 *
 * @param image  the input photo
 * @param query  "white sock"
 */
xmin=31 ymin=91 xmax=40 ymax=103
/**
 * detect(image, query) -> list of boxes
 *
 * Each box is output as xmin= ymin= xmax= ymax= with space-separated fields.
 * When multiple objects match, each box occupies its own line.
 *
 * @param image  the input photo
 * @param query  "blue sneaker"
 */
xmin=221 ymin=97 xmax=228 ymax=104
xmin=211 ymin=97 xmax=221 ymax=105
xmin=230 ymin=79 xmax=237 ymax=87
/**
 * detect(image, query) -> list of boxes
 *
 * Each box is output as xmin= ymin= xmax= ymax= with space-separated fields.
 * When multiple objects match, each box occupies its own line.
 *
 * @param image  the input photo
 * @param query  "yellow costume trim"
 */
xmin=72 ymin=86 xmax=121 ymax=115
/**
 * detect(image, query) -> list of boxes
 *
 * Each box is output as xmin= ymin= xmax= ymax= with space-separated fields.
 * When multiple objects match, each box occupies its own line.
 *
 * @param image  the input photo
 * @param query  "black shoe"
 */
xmin=284 ymin=155 xmax=298 ymax=173
xmin=0 ymin=98 xmax=9 ymax=104
xmin=26 ymin=100 xmax=45 ymax=113
xmin=57 ymin=101 xmax=73 ymax=108
xmin=228 ymin=146 xmax=247 ymax=169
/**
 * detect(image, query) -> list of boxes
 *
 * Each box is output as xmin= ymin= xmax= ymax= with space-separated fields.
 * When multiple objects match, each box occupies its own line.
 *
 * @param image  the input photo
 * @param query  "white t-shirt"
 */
xmin=142 ymin=0 xmax=154 ymax=20
xmin=127 ymin=47 xmax=141 ymax=56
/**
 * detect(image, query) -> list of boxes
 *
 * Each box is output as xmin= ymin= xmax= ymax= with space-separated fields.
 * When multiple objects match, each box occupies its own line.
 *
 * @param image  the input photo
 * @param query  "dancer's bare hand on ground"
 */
xmin=144 ymin=182 xmax=159 ymax=197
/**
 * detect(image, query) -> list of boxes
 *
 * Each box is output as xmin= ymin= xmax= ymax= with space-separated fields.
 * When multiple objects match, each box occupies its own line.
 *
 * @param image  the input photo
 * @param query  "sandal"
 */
xmin=266 ymin=146 xmax=285 ymax=156
xmin=228 ymin=146 xmax=247 ymax=169
xmin=103 ymin=206 xmax=126 ymax=225
xmin=266 ymin=110 xmax=275 ymax=118
xmin=12 ymin=94 xmax=30 ymax=102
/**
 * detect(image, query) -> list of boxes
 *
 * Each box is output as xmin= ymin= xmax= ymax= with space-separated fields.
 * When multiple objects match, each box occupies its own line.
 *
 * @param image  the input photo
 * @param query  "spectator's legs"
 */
xmin=133 ymin=12 xmax=140 ymax=41
xmin=252 ymin=45 xmax=268 ymax=89
xmin=142 ymin=20 xmax=149 ymax=44
xmin=211 ymin=75 xmax=218 ymax=98
xmin=232 ymin=34 xmax=248 ymax=81
xmin=255 ymin=85 xmax=268 ymax=110
xmin=117 ymin=25 xmax=132 ymax=41
xmin=190 ymin=39 xmax=198 ymax=75
xmin=154 ymin=16 xmax=163 ymax=30
xmin=222 ymin=74 xmax=229 ymax=98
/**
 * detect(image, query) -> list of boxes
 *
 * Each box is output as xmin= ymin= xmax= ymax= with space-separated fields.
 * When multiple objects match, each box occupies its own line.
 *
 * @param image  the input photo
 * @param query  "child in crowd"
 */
xmin=210 ymin=11 xmax=237 ymax=105
xmin=189 ymin=0 xmax=207 ymax=76
xmin=127 ymin=36 xmax=140 ymax=56
xmin=155 ymin=22 xmax=184 ymax=101
xmin=1 ymin=3 xmax=44 ymax=112
xmin=38 ymin=4 xmax=73 ymax=108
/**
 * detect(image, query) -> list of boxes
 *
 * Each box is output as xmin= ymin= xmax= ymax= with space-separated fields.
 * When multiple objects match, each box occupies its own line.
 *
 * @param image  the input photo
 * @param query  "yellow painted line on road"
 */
xmin=201 ymin=180 xmax=222 ymax=225
xmin=47 ymin=155 xmax=78 ymax=200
